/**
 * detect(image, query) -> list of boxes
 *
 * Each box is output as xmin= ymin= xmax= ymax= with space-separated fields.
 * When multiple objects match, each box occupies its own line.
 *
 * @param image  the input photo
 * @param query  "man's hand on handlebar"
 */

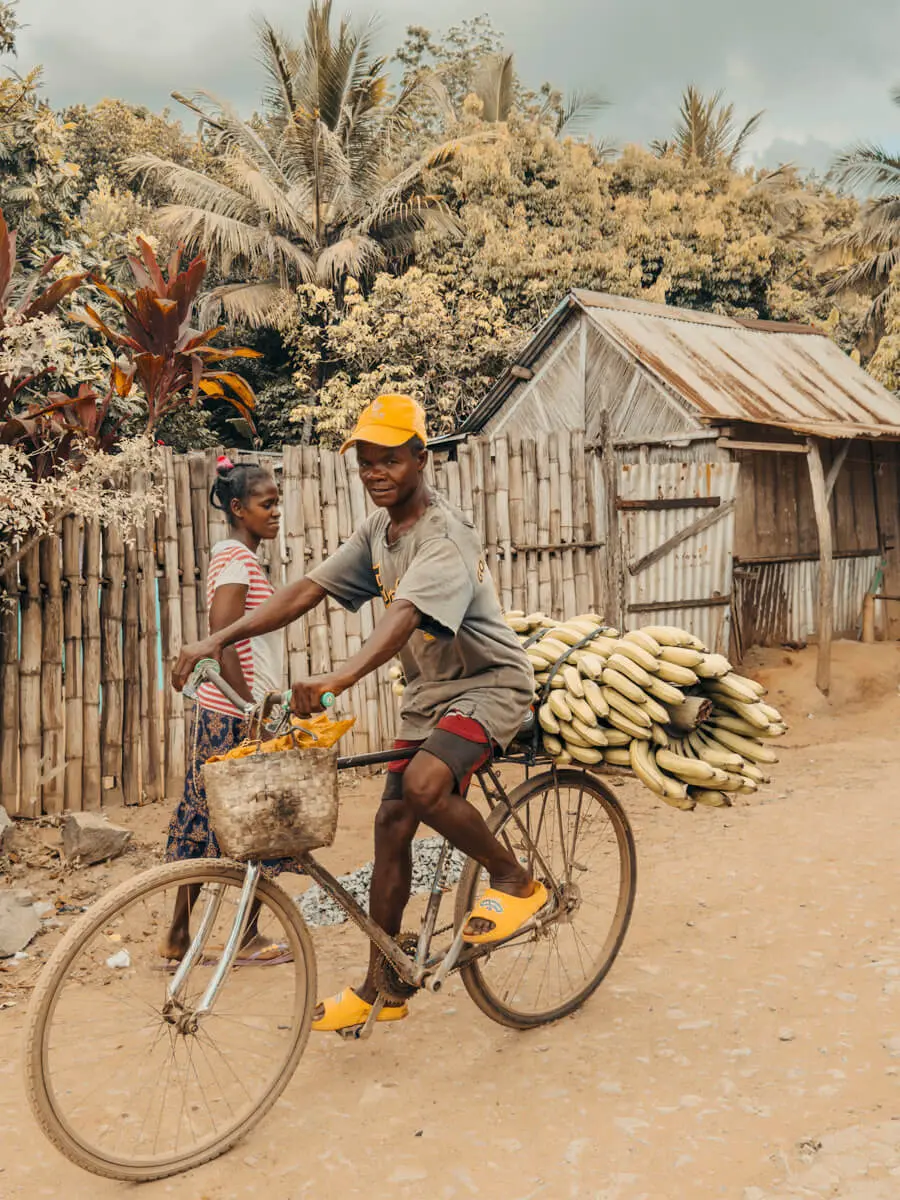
xmin=172 ymin=637 xmax=222 ymax=693
xmin=291 ymin=673 xmax=351 ymax=717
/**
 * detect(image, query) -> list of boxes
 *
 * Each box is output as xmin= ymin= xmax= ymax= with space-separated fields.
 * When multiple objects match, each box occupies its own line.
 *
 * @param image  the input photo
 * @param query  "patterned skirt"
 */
xmin=165 ymin=706 xmax=303 ymax=876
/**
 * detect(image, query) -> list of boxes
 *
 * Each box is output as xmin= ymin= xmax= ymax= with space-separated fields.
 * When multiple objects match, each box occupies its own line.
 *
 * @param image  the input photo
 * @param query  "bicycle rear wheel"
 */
xmin=455 ymin=768 xmax=636 ymax=1029
xmin=25 ymin=859 xmax=316 ymax=1181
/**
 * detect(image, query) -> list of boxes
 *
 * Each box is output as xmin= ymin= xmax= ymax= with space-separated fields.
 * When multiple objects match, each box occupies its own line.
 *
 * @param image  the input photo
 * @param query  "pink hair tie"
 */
xmin=216 ymin=454 xmax=234 ymax=471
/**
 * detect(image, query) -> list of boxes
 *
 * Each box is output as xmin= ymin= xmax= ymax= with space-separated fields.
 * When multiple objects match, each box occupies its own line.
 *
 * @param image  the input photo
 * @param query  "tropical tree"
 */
xmin=127 ymin=1 xmax=466 ymax=326
xmin=824 ymin=87 xmax=900 ymax=340
xmin=652 ymin=86 xmax=764 ymax=168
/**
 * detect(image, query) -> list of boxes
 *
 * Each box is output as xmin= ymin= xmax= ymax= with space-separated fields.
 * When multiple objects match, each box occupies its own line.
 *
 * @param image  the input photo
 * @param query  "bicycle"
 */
xmin=24 ymin=664 xmax=637 ymax=1182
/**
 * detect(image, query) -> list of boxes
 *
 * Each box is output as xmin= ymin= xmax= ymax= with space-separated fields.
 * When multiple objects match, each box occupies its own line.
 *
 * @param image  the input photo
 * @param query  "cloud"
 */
xmin=13 ymin=0 xmax=900 ymax=170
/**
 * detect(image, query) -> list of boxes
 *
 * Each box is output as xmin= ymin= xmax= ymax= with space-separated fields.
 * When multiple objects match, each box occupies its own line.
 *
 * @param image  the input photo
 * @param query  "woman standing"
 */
xmin=163 ymin=456 xmax=300 ymax=961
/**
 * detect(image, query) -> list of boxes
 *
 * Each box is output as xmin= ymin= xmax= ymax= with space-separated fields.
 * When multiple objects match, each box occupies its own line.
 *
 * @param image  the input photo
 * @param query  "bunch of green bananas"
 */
xmin=511 ymin=614 xmax=786 ymax=813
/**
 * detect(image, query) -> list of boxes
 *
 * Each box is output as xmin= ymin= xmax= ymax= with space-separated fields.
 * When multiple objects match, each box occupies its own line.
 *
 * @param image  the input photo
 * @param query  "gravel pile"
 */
xmin=297 ymin=836 xmax=466 ymax=927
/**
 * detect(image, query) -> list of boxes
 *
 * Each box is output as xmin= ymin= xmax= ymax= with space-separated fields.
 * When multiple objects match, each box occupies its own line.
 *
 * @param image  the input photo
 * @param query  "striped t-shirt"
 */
xmin=197 ymin=540 xmax=284 ymax=717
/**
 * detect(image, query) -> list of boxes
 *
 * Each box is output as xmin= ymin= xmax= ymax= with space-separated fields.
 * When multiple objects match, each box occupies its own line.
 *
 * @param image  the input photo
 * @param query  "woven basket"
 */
xmin=203 ymin=733 xmax=339 ymax=860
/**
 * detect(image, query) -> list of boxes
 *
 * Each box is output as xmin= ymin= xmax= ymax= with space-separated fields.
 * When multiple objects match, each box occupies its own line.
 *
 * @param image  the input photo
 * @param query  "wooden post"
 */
xmin=548 ymin=433 xmax=563 ymax=616
xmin=0 ymin=568 xmax=19 ymax=816
xmin=807 ymin=438 xmax=833 ymax=695
xmin=535 ymin=437 xmax=552 ymax=616
xmin=62 ymin=517 xmax=84 ymax=812
xmin=82 ymin=521 xmax=102 ymax=809
xmin=100 ymin=522 xmax=125 ymax=807
xmin=302 ymin=446 xmax=331 ymax=677
xmin=283 ymin=446 xmax=310 ymax=683
xmin=571 ymin=433 xmax=591 ymax=614
xmin=18 ymin=544 xmax=42 ymax=817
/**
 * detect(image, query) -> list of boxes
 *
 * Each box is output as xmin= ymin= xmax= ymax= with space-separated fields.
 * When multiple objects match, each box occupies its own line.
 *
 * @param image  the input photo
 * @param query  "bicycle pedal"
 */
xmin=335 ymin=1023 xmax=366 ymax=1040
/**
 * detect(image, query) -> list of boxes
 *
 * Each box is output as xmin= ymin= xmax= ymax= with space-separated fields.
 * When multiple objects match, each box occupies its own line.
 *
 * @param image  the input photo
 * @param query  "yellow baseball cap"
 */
xmin=339 ymin=394 xmax=428 ymax=455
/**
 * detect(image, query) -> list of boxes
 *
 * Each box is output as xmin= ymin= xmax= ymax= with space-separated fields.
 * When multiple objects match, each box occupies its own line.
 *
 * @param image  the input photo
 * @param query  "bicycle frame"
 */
xmin=172 ymin=665 xmax=566 ymax=1018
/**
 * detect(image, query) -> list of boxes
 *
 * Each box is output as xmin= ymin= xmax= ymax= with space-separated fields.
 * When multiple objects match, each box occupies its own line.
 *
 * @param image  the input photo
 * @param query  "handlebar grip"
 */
xmin=320 ymin=692 xmax=336 ymax=709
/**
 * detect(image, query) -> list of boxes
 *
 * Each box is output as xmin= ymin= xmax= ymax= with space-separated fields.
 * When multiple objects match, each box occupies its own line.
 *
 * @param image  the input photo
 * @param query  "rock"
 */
xmin=0 ymin=804 xmax=13 ymax=850
xmin=778 ymin=1027 xmax=796 ymax=1042
xmin=0 ymin=889 xmax=40 ymax=958
xmin=61 ymin=812 xmax=132 ymax=866
xmin=106 ymin=949 xmax=131 ymax=969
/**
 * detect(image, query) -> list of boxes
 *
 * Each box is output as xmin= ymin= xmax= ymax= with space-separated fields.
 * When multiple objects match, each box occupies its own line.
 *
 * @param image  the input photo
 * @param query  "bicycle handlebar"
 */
xmin=183 ymin=658 xmax=336 ymax=717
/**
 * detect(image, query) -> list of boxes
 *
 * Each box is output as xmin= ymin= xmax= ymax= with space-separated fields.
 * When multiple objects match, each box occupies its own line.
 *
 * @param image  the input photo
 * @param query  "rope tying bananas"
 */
xmin=507 ymin=610 xmax=786 ymax=813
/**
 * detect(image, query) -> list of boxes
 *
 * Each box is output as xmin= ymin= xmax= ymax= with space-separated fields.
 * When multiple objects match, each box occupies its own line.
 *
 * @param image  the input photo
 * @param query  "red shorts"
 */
xmin=383 ymin=712 xmax=492 ymax=801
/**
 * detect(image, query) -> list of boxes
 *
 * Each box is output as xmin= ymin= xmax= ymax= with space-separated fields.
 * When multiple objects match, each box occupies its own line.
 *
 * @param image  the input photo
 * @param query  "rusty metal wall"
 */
xmin=734 ymin=554 xmax=883 ymax=647
xmin=617 ymin=460 xmax=741 ymax=653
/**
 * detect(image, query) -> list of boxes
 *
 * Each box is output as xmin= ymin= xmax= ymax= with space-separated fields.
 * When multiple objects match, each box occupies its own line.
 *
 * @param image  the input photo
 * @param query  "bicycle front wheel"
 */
xmin=455 ymin=768 xmax=636 ymax=1029
xmin=25 ymin=859 xmax=316 ymax=1182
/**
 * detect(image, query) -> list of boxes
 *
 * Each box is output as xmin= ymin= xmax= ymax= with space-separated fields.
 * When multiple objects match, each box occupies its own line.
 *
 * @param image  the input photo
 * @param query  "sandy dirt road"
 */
xmin=1 ymin=643 xmax=899 ymax=1200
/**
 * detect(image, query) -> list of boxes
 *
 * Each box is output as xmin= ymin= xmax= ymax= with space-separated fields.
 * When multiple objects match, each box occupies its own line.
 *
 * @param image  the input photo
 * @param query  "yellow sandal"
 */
xmin=463 ymin=881 xmax=549 ymax=945
xmin=311 ymin=988 xmax=409 ymax=1033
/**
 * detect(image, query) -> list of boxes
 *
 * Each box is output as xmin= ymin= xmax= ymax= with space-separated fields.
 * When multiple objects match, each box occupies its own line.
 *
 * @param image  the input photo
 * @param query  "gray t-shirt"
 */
xmin=307 ymin=495 xmax=533 ymax=747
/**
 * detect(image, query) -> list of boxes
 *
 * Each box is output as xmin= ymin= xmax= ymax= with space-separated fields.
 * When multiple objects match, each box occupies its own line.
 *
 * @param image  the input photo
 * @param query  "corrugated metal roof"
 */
xmin=460 ymin=290 xmax=900 ymax=440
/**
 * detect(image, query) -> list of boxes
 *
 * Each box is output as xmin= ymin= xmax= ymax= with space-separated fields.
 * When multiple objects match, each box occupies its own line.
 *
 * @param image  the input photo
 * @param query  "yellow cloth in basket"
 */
xmin=206 ymin=714 xmax=356 ymax=763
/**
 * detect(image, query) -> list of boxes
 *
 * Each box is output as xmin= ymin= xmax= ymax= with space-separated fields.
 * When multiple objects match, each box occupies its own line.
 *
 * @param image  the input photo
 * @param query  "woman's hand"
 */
xmin=172 ymin=637 xmax=222 ymax=693
xmin=290 ymin=673 xmax=352 ymax=716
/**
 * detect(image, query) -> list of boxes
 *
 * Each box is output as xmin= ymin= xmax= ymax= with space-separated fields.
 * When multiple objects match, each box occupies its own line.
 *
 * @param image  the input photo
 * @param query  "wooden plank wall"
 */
xmin=0 ymin=432 xmax=605 ymax=816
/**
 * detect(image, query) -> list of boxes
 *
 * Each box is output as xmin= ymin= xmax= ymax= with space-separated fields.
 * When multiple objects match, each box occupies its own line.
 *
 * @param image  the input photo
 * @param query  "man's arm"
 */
xmin=172 ymin=577 xmax=328 ymax=692
xmin=290 ymin=599 xmax=421 ymax=714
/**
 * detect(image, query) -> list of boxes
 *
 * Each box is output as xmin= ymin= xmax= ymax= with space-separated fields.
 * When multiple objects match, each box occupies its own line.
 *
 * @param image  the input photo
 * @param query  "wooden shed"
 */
xmin=438 ymin=290 xmax=900 ymax=690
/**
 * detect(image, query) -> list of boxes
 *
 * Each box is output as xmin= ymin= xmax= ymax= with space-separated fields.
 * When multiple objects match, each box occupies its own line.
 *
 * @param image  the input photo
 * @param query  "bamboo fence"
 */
xmin=0 ymin=431 xmax=606 ymax=816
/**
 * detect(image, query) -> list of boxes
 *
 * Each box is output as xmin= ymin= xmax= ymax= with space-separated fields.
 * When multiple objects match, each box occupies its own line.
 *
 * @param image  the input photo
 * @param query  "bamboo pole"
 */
xmin=548 ymin=433 xmax=563 ymax=617
xmin=508 ymin=438 xmax=527 ymax=615
xmin=0 ymin=567 xmax=18 ymax=816
xmin=301 ymin=446 xmax=331 ymax=677
xmin=481 ymin=441 xmax=499 ymax=586
xmin=39 ymin=537 xmax=64 ymax=814
xmin=82 ymin=521 xmax=102 ymax=809
xmin=444 ymin=457 xmax=462 ymax=512
xmin=136 ymin=481 xmax=162 ymax=804
xmin=157 ymin=450 xmax=185 ymax=798
xmin=571 ymin=433 xmax=590 ymax=614
xmin=348 ymin=459 xmax=379 ymax=753
xmin=586 ymin=450 xmax=607 ymax=618
xmin=522 ymin=440 xmax=540 ymax=615
xmin=282 ymin=446 xmax=310 ymax=682
xmin=122 ymin=539 xmax=141 ymax=805
xmin=471 ymin=439 xmax=486 ymax=545
xmin=335 ymin=449 xmax=368 ymax=754
xmin=457 ymin=444 xmax=475 ymax=526
xmin=558 ymin=430 xmax=577 ymax=617
xmin=100 ymin=521 xmax=125 ymax=807
xmin=320 ymin=450 xmax=348 ymax=669
xmin=494 ymin=436 xmax=513 ymax=611
xmin=188 ymin=452 xmax=211 ymax=639
xmin=174 ymin=456 xmax=198 ymax=647
xmin=19 ymin=544 xmax=42 ymax=817
xmin=536 ymin=438 xmax=552 ymax=617
xmin=62 ymin=517 xmax=84 ymax=812
xmin=174 ymin=456 xmax=197 ymax=754
xmin=206 ymin=447 xmax=229 ymax=552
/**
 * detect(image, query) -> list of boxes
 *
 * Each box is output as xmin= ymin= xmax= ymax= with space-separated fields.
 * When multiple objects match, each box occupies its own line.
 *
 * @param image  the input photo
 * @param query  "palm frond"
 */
xmin=831 ymin=143 xmax=900 ymax=193
xmin=257 ymin=20 xmax=301 ymax=122
xmin=727 ymin=109 xmax=765 ymax=166
xmin=553 ymin=90 xmax=608 ymax=137
xmin=125 ymin=154 xmax=258 ymax=223
xmin=199 ymin=281 xmax=288 ymax=327
xmin=472 ymin=53 xmax=515 ymax=123
xmin=223 ymin=154 xmax=316 ymax=242
xmin=315 ymin=234 xmax=385 ymax=284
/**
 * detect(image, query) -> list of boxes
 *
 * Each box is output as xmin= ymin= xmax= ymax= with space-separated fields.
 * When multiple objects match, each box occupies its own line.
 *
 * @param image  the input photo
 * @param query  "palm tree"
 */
xmin=652 ymin=86 xmax=763 ymax=168
xmin=127 ymin=2 xmax=464 ymax=325
xmin=823 ymin=88 xmax=900 ymax=335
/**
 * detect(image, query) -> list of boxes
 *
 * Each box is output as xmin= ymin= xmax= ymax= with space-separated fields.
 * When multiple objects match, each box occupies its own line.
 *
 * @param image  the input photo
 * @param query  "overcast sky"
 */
xmin=14 ymin=0 xmax=900 ymax=176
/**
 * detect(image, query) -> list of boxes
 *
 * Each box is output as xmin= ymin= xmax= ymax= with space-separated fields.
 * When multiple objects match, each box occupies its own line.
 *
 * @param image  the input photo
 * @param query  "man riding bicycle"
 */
xmin=173 ymin=394 xmax=547 ymax=1032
